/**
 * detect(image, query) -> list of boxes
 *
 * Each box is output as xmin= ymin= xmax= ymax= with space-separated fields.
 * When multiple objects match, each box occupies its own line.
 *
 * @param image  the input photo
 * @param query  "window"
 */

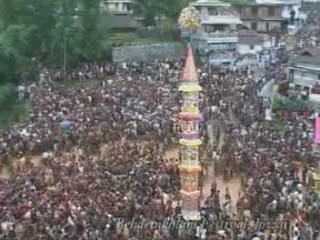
xmin=251 ymin=22 xmax=257 ymax=30
xmin=214 ymin=24 xmax=224 ymax=31
xmin=126 ymin=3 xmax=131 ymax=11
xmin=208 ymin=7 xmax=217 ymax=15
xmin=268 ymin=7 xmax=275 ymax=16
xmin=251 ymin=7 xmax=258 ymax=16
xmin=289 ymin=69 xmax=294 ymax=83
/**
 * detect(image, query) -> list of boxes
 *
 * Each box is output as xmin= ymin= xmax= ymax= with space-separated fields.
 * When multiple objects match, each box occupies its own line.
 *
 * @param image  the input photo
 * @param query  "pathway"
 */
xmin=258 ymin=79 xmax=278 ymax=98
xmin=203 ymin=116 xmax=241 ymax=206
xmin=165 ymin=112 xmax=241 ymax=209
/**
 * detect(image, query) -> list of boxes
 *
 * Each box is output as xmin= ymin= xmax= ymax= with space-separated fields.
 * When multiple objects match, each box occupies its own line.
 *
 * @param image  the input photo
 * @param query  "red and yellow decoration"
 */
xmin=178 ymin=45 xmax=202 ymax=220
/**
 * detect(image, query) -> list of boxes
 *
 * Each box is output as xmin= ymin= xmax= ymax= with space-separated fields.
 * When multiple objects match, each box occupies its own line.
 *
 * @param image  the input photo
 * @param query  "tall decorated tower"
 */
xmin=178 ymin=46 xmax=202 ymax=220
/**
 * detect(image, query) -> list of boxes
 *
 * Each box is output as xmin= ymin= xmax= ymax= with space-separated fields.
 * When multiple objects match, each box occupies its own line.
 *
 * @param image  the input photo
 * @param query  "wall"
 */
xmin=239 ymin=5 xmax=283 ymax=32
xmin=309 ymin=93 xmax=320 ymax=102
xmin=112 ymin=42 xmax=184 ymax=62
xmin=103 ymin=1 xmax=133 ymax=14
xmin=293 ymin=68 xmax=319 ymax=87
xmin=238 ymin=43 xmax=263 ymax=54
xmin=197 ymin=6 xmax=209 ymax=16
xmin=240 ymin=5 xmax=282 ymax=19
xmin=243 ymin=20 xmax=282 ymax=32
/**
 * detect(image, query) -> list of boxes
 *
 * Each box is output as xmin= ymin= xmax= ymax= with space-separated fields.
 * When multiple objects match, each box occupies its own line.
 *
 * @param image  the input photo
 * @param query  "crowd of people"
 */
xmin=1 ymin=2 xmax=320 ymax=240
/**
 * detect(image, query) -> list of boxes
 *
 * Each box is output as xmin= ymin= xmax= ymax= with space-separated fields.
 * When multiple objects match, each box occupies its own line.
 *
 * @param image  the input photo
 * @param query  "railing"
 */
xmin=209 ymin=53 xmax=235 ymax=60
xmin=201 ymin=13 xmax=240 ymax=19
xmin=207 ymin=32 xmax=238 ymax=38
xmin=193 ymin=32 xmax=238 ymax=39
xmin=309 ymin=93 xmax=320 ymax=102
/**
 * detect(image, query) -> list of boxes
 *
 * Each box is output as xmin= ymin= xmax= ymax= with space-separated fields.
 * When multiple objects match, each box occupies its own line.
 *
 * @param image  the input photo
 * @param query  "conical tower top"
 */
xmin=182 ymin=45 xmax=198 ymax=82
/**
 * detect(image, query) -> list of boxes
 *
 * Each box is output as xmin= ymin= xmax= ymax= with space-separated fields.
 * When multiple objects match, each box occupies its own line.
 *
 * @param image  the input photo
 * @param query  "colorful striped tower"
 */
xmin=178 ymin=45 xmax=202 ymax=220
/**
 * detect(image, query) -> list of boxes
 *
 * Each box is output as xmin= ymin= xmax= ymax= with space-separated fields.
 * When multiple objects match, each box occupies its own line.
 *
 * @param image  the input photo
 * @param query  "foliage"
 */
xmin=0 ymin=0 xmax=111 ymax=70
xmin=132 ymin=0 xmax=160 ymax=26
xmin=132 ymin=0 xmax=193 ymax=27
xmin=109 ymin=32 xmax=176 ymax=47
xmin=0 ymin=0 xmax=112 ymax=127
xmin=178 ymin=6 xmax=201 ymax=32
xmin=0 ymin=0 xmax=188 ymax=126
xmin=272 ymin=96 xmax=311 ymax=112
xmin=161 ymin=0 xmax=194 ymax=20
xmin=0 ymin=84 xmax=31 ymax=129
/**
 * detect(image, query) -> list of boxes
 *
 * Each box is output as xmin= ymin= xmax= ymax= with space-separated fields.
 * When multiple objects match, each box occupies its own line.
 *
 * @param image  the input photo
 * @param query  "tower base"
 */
xmin=180 ymin=190 xmax=201 ymax=221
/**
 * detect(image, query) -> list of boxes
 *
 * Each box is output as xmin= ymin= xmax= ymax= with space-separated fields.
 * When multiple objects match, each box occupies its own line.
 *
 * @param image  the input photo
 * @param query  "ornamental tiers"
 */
xmin=178 ymin=45 xmax=202 ymax=220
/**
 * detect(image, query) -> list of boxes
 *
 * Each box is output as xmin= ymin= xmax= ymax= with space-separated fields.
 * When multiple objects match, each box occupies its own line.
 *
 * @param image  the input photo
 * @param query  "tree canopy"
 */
xmin=133 ymin=0 xmax=193 ymax=26
xmin=0 ymin=0 xmax=110 ymax=83
xmin=0 ymin=0 xmax=190 ymax=85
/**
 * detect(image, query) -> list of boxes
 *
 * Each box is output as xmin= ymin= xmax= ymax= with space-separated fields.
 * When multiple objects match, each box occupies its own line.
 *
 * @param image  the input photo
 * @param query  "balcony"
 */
xmin=201 ymin=15 xmax=242 ymax=25
xmin=192 ymin=31 xmax=238 ymax=43
xmin=206 ymin=32 xmax=238 ymax=38
xmin=208 ymin=52 xmax=236 ymax=64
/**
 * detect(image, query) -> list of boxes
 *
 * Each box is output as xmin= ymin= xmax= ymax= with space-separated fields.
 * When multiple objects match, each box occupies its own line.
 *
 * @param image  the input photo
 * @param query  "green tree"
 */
xmin=133 ymin=0 xmax=159 ymax=26
xmin=78 ymin=0 xmax=107 ymax=60
xmin=0 ymin=0 xmax=111 ymax=127
xmin=161 ymin=0 xmax=193 ymax=20
xmin=133 ymin=0 xmax=192 ymax=27
xmin=0 ymin=24 xmax=36 ymax=84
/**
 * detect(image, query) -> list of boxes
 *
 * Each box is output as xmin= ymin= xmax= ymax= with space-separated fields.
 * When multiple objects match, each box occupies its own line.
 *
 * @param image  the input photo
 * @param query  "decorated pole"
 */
xmin=178 ymin=46 xmax=202 ymax=220
xmin=178 ymin=6 xmax=201 ymax=47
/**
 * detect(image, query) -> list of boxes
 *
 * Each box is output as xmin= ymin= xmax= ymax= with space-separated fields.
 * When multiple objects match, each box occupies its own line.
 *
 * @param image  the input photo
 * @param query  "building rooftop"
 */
xmin=239 ymin=33 xmax=265 ymax=45
xmin=291 ymin=48 xmax=320 ymax=68
xmin=256 ymin=0 xmax=300 ymax=4
xmin=234 ymin=0 xmax=286 ymax=6
xmin=191 ymin=0 xmax=231 ymax=7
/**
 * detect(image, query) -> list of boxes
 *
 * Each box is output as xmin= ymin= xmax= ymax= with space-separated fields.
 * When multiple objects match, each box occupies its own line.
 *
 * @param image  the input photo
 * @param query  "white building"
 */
xmin=255 ymin=0 xmax=307 ymax=35
xmin=281 ymin=1 xmax=307 ymax=35
xmin=190 ymin=0 xmax=242 ymax=65
xmin=101 ymin=0 xmax=139 ymax=29
xmin=102 ymin=0 xmax=133 ymax=14
xmin=288 ymin=48 xmax=320 ymax=102
xmin=238 ymin=32 xmax=271 ymax=55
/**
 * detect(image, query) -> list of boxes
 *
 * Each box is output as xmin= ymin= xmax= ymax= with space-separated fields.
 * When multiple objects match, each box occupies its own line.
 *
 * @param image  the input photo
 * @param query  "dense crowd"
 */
xmin=1 ymin=3 xmax=320 ymax=240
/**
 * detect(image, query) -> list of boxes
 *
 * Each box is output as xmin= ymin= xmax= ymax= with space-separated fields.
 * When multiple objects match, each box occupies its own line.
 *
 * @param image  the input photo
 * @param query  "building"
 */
xmin=236 ymin=0 xmax=307 ymax=35
xmin=178 ymin=46 xmax=202 ymax=220
xmin=190 ymin=0 xmax=242 ymax=65
xmin=101 ymin=0 xmax=139 ymax=29
xmin=288 ymin=48 xmax=320 ymax=101
xmin=102 ymin=0 xmax=133 ymax=14
xmin=280 ymin=0 xmax=307 ymax=35
xmin=236 ymin=2 xmax=284 ymax=33
xmin=238 ymin=32 xmax=269 ymax=54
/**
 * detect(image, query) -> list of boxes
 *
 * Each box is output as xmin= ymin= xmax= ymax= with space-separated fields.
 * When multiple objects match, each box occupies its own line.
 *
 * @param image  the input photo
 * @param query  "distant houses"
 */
xmin=288 ymin=48 xmax=320 ymax=102
xmin=190 ymin=0 xmax=242 ymax=64
xmin=101 ymin=0 xmax=140 ymax=30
